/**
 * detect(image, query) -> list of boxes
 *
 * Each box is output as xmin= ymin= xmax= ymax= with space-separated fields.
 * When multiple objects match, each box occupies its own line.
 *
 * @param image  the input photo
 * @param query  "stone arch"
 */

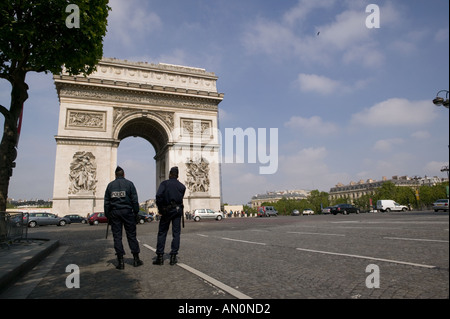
xmin=51 ymin=58 xmax=224 ymax=216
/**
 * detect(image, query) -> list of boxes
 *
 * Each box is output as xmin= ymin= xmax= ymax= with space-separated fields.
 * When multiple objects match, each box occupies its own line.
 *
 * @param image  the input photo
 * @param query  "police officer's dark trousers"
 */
xmin=110 ymin=208 xmax=140 ymax=257
xmin=156 ymin=209 xmax=182 ymax=256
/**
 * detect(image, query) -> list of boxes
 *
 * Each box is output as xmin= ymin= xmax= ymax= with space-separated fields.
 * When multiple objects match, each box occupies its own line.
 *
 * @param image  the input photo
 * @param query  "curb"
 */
xmin=0 ymin=239 xmax=59 ymax=294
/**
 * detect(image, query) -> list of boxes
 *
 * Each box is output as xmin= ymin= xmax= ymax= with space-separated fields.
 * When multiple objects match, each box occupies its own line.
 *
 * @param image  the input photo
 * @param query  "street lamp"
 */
xmin=433 ymin=90 xmax=449 ymax=108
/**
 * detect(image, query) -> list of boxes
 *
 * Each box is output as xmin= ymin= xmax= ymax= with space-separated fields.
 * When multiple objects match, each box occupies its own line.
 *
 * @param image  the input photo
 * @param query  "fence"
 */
xmin=0 ymin=212 xmax=29 ymax=248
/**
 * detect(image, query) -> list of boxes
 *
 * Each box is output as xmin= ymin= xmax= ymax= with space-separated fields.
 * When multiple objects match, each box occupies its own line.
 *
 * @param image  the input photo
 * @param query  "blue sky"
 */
xmin=2 ymin=0 xmax=449 ymax=205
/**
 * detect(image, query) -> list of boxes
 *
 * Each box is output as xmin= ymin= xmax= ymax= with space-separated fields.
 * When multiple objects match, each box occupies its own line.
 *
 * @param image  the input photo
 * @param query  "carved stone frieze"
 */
xmin=185 ymin=157 xmax=210 ymax=193
xmin=68 ymin=151 xmax=97 ymax=195
xmin=113 ymin=107 xmax=174 ymax=130
xmin=181 ymin=119 xmax=212 ymax=137
xmin=57 ymin=84 xmax=219 ymax=111
xmin=66 ymin=109 xmax=106 ymax=131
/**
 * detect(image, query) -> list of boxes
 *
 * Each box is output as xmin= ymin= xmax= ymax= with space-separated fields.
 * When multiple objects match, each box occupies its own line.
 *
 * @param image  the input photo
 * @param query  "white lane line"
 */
xmin=295 ymin=247 xmax=436 ymax=269
xmin=384 ymin=237 xmax=449 ymax=243
xmin=143 ymin=243 xmax=155 ymax=252
xmin=177 ymin=263 xmax=252 ymax=299
xmin=288 ymin=231 xmax=345 ymax=237
xmin=220 ymin=237 xmax=266 ymax=246
xmin=141 ymin=243 xmax=252 ymax=299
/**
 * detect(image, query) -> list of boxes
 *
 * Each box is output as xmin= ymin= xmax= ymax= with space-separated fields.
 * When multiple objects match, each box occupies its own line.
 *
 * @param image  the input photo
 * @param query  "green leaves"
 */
xmin=0 ymin=0 xmax=110 ymax=77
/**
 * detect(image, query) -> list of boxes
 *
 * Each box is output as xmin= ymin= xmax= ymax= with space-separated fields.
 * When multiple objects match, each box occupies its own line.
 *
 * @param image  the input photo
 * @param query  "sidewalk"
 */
xmin=0 ymin=239 xmax=59 ymax=295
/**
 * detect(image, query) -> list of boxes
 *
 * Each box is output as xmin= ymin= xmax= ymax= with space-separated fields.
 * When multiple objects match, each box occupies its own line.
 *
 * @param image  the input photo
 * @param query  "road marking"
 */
xmin=141 ymin=243 xmax=252 ymax=299
xmin=288 ymin=231 xmax=345 ymax=237
xmin=220 ymin=237 xmax=266 ymax=245
xmin=197 ymin=234 xmax=209 ymax=237
xmin=384 ymin=237 xmax=449 ymax=243
xmin=295 ymin=247 xmax=436 ymax=269
xmin=177 ymin=263 xmax=252 ymax=299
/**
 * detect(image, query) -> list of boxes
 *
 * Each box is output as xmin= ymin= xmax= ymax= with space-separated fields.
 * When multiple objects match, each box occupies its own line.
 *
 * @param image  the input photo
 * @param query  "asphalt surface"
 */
xmin=0 ymin=211 xmax=448 ymax=302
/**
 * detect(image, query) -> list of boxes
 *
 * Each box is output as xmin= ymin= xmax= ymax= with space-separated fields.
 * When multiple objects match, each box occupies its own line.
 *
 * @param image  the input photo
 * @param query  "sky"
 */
xmin=2 ymin=0 xmax=449 ymax=205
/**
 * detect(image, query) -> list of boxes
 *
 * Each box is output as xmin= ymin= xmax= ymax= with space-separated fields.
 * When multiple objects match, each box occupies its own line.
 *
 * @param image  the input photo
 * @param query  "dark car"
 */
xmin=330 ymin=204 xmax=360 ymax=215
xmin=26 ymin=212 xmax=71 ymax=228
xmin=64 ymin=214 xmax=88 ymax=224
xmin=88 ymin=212 xmax=108 ymax=225
xmin=137 ymin=211 xmax=154 ymax=224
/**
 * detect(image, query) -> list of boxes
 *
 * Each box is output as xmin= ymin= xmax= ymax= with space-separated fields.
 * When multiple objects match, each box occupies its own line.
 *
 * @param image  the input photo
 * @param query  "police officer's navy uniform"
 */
xmin=154 ymin=166 xmax=186 ymax=265
xmin=104 ymin=166 xmax=143 ymax=269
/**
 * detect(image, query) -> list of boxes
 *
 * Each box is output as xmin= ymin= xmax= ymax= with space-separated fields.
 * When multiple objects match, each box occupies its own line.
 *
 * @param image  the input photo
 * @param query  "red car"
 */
xmin=88 ymin=212 xmax=108 ymax=225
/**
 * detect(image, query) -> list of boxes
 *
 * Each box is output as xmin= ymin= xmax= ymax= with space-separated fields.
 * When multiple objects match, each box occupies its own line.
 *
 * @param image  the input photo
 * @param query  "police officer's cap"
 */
xmin=170 ymin=166 xmax=179 ymax=175
xmin=115 ymin=166 xmax=124 ymax=173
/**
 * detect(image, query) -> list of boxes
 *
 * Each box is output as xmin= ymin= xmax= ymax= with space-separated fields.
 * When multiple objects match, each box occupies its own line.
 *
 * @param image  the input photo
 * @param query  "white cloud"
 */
xmin=411 ymin=130 xmax=431 ymax=140
xmin=351 ymin=98 xmax=437 ymax=127
xmin=285 ymin=115 xmax=338 ymax=136
xmin=106 ymin=0 xmax=162 ymax=47
xmin=296 ymin=73 xmax=342 ymax=95
xmin=242 ymin=2 xmax=402 ymax=68
xmin=372 ymin=138 xmax=404 ymax=152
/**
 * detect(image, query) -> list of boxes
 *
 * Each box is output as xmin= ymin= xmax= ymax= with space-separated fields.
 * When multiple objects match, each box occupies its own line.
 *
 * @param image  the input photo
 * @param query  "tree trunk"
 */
xmin=0 ymin=71 xmax=28 ymax=238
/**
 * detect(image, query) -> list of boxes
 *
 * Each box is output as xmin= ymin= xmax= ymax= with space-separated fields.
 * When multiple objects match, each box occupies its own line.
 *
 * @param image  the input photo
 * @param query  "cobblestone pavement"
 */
xmin=1 ymin=211 xmax=448 ymax=301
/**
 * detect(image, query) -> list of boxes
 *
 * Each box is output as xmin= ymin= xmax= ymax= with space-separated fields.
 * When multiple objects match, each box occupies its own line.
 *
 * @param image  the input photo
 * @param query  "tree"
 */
xmin=0 ymin=1 xmax=110 ymax=236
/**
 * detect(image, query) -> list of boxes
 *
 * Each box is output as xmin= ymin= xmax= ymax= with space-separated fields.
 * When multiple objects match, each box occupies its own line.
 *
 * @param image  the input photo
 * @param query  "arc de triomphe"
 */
xmin=52 ymin=58 xmax=224 ymax=215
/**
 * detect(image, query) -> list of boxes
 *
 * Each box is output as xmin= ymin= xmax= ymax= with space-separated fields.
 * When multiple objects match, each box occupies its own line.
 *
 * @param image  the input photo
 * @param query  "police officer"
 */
xmin=104 ymin=166 xmax=143 ymax=269
xmin=153 ymin=166 xmax=186 ymax=266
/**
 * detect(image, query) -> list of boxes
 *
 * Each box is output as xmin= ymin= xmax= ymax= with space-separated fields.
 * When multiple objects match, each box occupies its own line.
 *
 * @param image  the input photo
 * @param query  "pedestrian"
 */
xmin=104 ymin=166 xmax=143 ymax=270
xmin=153 ymin=166 xmax=186 ymax=266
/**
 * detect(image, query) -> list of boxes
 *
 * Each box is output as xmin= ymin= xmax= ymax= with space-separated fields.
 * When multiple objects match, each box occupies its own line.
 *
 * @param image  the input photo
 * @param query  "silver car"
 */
xmin=193 ymin=209 xmax=224 ymax=222
xmin=433 ymin=199 xmax=449 ymax=212
xmin=26 ymin=212 xmax=70 ymax=227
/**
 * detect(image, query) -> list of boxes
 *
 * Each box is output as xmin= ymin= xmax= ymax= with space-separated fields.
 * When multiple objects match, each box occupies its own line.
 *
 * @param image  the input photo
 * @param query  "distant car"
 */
xmin=291 ymin=209 xmax=300 ymax=216
xmin=88 ymin=212 xmax=108 ymax=225
xmin=193 ymin=209 xmax=224 ymax=222
xmin=137 ymin=211 xmax=154 ymax=224
xmin=376 ymin=200 xmax=408 ymax=212
xmin=64 ymin=214 xmax=87 ymax=224
xmin=433 ymin=199 xmax=449 ymax=212
xmin=302 ymin=209 xmax=314 ymax=215
xmin=330 ymin=204 xmax=359 ymax=215
xmin=26 ymin=212 xmax=70 ymax=228
xmin=257 ymin=206 xmax=278 ymax=217
xmin=321 ymin=207 xmax=332 ymax=214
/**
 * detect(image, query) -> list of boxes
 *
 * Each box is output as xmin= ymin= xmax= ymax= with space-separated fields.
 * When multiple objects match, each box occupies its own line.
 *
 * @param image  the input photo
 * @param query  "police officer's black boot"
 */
xmin=153 ymin=253 xmax=164 ymax=265
xmin=133 ymin=253 xmax=143 ymax=267
xmin=169 ymin=254 xmax=178 ymax=266
xmin=116 ymin=255 xmax=125 ymax=270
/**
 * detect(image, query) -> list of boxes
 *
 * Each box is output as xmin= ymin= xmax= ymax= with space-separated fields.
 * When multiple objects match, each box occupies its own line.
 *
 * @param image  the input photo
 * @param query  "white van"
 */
xmin=376 ymin=200 xmax=408 ymax=212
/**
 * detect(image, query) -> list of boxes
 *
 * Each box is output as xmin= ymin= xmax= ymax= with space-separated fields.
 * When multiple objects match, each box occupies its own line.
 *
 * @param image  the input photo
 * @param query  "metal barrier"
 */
xmin=0 ymin=212 xmax=29 ymax=248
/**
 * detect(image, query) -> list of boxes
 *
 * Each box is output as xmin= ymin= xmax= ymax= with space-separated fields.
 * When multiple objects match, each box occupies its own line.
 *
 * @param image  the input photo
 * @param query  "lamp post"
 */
xmin=433 ymin=90 xmax=449 ymax=108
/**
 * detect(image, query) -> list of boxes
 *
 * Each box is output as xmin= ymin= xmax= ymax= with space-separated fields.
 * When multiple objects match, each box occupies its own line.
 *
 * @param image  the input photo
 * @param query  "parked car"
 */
xmin=330 ymin=204 xmax=360 ymax=215
xmin=64 ymin=214 xmax=87 ymax=224
xmin=26 ymin=212 xmax=70 ymax=228
xmin=376 ymin=200 xmax=408 ymax=212
xmin=88 ymin=212 xmax=108 ymax=225
xmin=137 ymin=211 xmax=154 ymax=224
xmin=302 ymin=209 xmax=314 ymax=215
xmin=193 ymin=209 xmax=224 ymax=222
xmin=321 ymin=207 xmax=332 ymax=214
xmin=433 ymin=199 xmax=449 ymax=212
xmin=291 ymin=209 xmax=300 ymax=216
xmin=257 ymin=206 xmax=278 ymax=217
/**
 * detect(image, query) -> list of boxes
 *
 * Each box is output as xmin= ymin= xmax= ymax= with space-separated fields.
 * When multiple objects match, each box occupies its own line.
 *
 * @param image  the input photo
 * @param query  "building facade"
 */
xmin=328 ymin=175 xmax=447 ymax=203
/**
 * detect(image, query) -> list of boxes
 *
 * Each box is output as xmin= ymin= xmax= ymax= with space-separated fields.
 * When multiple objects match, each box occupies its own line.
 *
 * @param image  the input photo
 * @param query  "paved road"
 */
xmin=1 ymin=211 xmax=448 ymax=301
